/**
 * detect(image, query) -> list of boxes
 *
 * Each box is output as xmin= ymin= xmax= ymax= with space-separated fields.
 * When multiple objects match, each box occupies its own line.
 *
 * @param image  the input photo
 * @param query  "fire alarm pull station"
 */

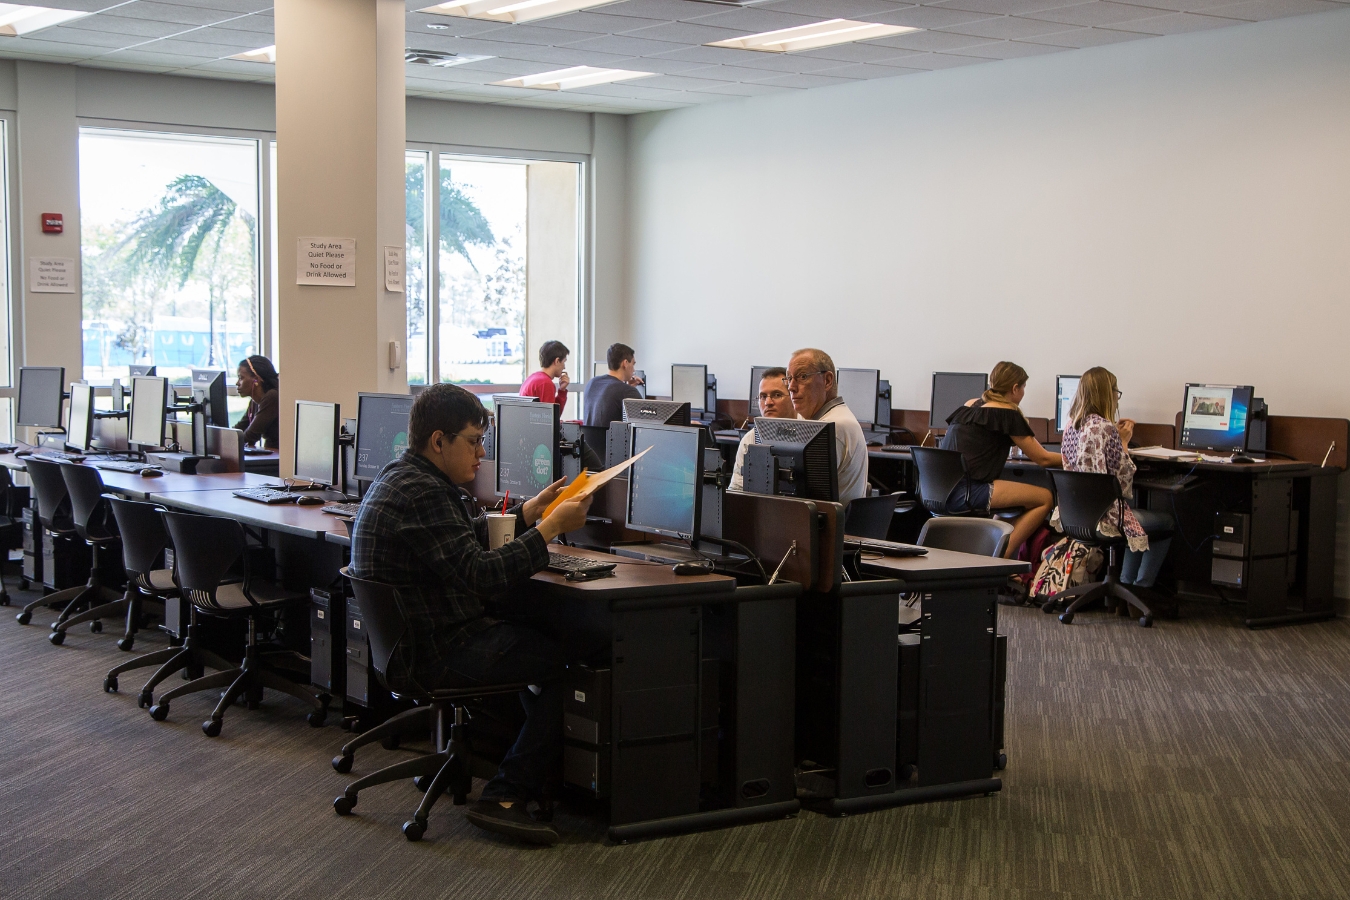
xmin=42 ymin=213 xmax=63 ymax=234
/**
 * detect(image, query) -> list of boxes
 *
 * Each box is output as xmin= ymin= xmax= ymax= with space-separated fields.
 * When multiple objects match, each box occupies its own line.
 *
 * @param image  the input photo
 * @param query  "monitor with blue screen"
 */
xmin=1179 ymin=384 xmax=1254 ymax=453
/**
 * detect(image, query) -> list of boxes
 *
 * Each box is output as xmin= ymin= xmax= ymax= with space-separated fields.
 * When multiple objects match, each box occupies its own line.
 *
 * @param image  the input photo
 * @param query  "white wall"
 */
xmin=626 ymin=9 xmax=1350 ymax=429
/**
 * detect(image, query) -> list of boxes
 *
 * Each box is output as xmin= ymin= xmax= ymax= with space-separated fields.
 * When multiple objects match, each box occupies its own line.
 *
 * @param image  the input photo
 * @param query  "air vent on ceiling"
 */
xmin=405 ymin=48 xmax=492 ymax=67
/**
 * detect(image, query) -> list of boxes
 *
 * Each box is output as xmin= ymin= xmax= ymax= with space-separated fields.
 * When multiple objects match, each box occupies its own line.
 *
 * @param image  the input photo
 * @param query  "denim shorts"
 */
xmin=944 ymin=480 xmax=993 ymax=514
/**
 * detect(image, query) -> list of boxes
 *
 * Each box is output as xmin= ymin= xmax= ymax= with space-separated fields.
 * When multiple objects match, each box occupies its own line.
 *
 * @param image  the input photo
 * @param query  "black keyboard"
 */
xmin=546 ymin=551 xmax=617 ymax=576
xmin=233 ymin=487 xmax=300 ymax=504
xmin=843 ymin=536 xmax=928 ymax=557
xmin=321 ymin=502 xmax=361 ymax=517
xmin=1134 ymin=472 xmax=1199 ymax=492
xmin=879 ymin=445 xmax=911 ymax=453
xmin=93 ymin=461 xmax=161 ymax=474
xmin=32 ymin=452 xmax=85 ymax=463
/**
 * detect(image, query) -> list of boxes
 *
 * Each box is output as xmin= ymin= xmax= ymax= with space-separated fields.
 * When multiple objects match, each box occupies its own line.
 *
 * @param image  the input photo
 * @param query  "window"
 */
xmin=79 ymin=129 xmax=262 ymax=389
xmin=0 ymin=118 xmax=12 ymax=443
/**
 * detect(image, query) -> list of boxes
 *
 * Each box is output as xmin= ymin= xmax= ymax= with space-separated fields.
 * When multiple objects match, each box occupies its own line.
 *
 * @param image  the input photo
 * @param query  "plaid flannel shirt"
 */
xmin=349 ymin=450 xmax=549 ymax=682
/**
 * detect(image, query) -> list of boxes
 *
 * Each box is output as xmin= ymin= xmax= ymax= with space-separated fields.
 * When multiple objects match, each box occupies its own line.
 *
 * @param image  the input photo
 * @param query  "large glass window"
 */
xmin=79 ymin=129 xmax=261 ymax=384
xmin=405 ymin=150 xmax=430 ymax=386
xmin=0 ymin=119 xmax=11 ymax=442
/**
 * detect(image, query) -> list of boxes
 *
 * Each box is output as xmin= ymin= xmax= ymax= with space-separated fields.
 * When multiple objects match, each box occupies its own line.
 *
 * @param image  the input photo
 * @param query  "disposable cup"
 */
xmin=486 ymin=512 xmax=517 ymax=550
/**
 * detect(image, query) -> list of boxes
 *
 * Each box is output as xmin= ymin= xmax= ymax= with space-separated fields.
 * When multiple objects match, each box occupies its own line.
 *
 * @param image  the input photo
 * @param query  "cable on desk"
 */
xmin=688 ymin=535 xmax=768 ymax=584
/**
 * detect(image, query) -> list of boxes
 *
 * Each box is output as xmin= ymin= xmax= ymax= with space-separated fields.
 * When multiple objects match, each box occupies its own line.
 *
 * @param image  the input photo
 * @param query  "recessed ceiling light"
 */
xmin=419 ymin=0 xmax=620 ymax=25
xmin=405 ymin=48 xmax=493 ymax=67
xmin=426 ymin=22 xmax=450 ymax=29
xmin=707 ymin=19 xmax=920 ymax=53
xmin=0 ymin=2 xmax=91 ymax=36
xmin=493 ymin=66 xmax=654 ymax=91
xmin=229 ymin=45 xmax=276 ymax=64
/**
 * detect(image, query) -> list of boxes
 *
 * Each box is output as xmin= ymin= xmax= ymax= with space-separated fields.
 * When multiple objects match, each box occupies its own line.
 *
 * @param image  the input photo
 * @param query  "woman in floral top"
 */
xmin=1059 ymin=367 xmax=1174 ymax=588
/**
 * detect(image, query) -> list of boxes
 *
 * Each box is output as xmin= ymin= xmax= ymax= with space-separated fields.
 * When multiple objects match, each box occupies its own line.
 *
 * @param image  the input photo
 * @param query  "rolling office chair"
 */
xmin=333 ymin=568 xmax=535 ymax=843
xmin=149 ymin=511 xmax=328 ymax=735
xmin=14 ymin=458 xmax=119 ymax=628
xmin=917 ymin=516 xmax=1015 ymax=559
xmin=50 ymin=465 xmax=136 ymax=647
xmin=1042 ymin=469 xmax=1172 ymax=628
xmin=910 ymin=447 xmax=1024 ymax=521
xmin=844 ymin=494 xmax=900 ymax=540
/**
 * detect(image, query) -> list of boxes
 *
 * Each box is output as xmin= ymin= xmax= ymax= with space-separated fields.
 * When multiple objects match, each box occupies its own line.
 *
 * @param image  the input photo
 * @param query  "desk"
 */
xmin=149 ymin=489 xmax=350 ymax=541
xmin=243 ymin=450 xmax=281 ymax=476
xmin=98 ymin=470 xmax=275 ymax=501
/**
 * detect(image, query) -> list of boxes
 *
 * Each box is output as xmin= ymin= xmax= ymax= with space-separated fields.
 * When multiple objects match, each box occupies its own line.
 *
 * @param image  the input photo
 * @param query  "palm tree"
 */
xmin=117 ymin=175 xmax=256 ymax=366
xmin=405 ymin=163 xmax=496 ymax=269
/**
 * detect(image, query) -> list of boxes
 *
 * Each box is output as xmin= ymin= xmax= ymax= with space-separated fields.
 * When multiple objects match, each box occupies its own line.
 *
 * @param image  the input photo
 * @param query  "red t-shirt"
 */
xmin=520 ymin=370 xmax=567 ymax=407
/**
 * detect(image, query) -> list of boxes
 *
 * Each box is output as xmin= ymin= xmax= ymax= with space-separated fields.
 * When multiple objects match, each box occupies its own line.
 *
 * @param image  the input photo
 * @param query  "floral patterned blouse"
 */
xmin=1058 ymin=413 xmax=1148 ymax=552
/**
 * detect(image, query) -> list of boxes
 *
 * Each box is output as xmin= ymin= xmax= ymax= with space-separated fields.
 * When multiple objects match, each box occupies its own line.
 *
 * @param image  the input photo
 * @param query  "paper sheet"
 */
xmin=1130 ymin=446 xmax=1200 ymax=460
xmin=542 ymin=447 xmax=649 ymax=518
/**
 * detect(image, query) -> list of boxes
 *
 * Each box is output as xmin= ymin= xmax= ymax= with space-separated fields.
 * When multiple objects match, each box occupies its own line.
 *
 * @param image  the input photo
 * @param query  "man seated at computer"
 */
xmin=786 ymin=348 xmax=869 ymax=505
xmin=583 ymin=342 xmax=644 ymax=429
xmin=728 ymin=367 xmax=795 ymax=492
xmin=520 ymin=340 xmax=570 ymax=407
xmin=349 ymin=383 xmax=592 ymax=846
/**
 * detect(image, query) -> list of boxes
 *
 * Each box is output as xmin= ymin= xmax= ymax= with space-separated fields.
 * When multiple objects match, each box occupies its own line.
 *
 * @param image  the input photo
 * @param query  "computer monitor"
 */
xmin=671 ymin=364 xmax=707 ymax=413
xmin=837 ymin=368 xmax=881 ymax=427
xmin=633 ymin=369 xmax=647 ymax=399
xmin=930 ymin=372 xmax=989 ymax=430
xmin=355 ymin=393 xmax=414 ymax=483
xmin=128 ymin=376 xmax=169 ymax=449
xmin=622 ymin=398 xmax=691 ymax=426
xmin=294 ymin=400 xmax=341 ymax=487
xmin=1179 ymin=384 xmax=1255 ymax=453
xmin=494 ymin=398 xmax=560 ymax=499
xmin=747 ymin=365 xmax=773 ymax=418
xmin=1055 ymin=375 xmax=1081 ymax=434
xmin=17 ymin=366 xmax=65 ymax=428
xmin=190 ymin=368 xmax=230 ymax=427
xmin=128 ymin=364 xmax=157 ymax=377
xmin=749 ymin=417 xmax=839 ymax=502
xmin=625 ymin=422 xmax=704 ymax=541
xmin=65 ymin=383 xmax=94 ymax=451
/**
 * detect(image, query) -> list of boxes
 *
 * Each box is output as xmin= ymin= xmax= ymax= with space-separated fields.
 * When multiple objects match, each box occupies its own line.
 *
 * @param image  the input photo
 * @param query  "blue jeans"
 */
xmin=1120 ymin=508 xmax=1174 ymax=588
xmin=435 ymin=622 xmax=567 ymax=803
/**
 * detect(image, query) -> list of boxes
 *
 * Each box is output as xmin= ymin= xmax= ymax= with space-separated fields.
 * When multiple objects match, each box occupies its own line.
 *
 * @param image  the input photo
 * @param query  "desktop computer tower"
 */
xmin=563 ymin=664 xmax=612 ymax=797
xmin=311 ymin=587 xmax=346 ymax=698
xmin=344 ymin=594 xmax=376 ymax=707
xmin=21 ymin=506 xmax=40 ymax=586
xmin=41 ymin=527 xmax=89 ymax=591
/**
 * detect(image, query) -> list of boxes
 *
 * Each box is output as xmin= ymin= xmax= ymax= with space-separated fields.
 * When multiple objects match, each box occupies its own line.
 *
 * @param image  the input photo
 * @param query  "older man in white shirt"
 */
xmin=785 ymin=348 xmax=869 ymax=505
xmin=729 ymin=367 xmax=794 ymax=492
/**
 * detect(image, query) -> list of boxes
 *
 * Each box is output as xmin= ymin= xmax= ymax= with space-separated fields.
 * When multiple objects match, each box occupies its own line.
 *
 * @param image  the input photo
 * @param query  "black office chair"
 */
xmin=910 ymin=445 xmax=1024 ymax=521
xmin=14 ymin=459 xmax=119 ymax=628
xmin=917 ymin=516 xmax=1014 ymax=558
xmin=50 ymin=466 xmax=134 ymax=647
xmin=1043 ymin=470 xmax=1171 ymax=628
xmin=333 ymin=568 xmax=535 ymax=842
xmin=0 ymin=465 xmax=24 ymax=606
xmin=149 ymin=511 xmax=328 ymax=735
xmin=844 ymin=494 xmax=900 ymax=539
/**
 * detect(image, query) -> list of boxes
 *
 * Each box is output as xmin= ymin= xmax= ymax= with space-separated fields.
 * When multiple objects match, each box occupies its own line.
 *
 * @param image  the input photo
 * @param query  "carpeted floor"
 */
xmin=2 ymin=582 xmax=1349 ymax=900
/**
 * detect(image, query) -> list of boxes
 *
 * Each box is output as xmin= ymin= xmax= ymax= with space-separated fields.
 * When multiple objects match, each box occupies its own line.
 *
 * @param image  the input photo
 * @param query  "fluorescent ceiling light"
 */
xmin=494 ymin=66 xmax=654 ymax=91
xmin=0 ymin=2 xmax=90 ymax=36
xmin=229 ymin=45 xmax=276 ymax=63
xmin=419 ymin=0 xmax=619 ymax=25
xmin=707 ymin=19 xmax=920 ymax=53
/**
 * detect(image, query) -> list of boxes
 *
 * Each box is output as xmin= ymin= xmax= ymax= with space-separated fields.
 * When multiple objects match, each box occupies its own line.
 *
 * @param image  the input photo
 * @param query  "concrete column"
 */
xmin=275 ymin=0 xmax=406 ymax=475
xmin=526 ymin=161 xmax=579 ymax=418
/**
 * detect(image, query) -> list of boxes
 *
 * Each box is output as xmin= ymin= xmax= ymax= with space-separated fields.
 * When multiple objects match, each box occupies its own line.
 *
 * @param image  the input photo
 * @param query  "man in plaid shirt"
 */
xmin=351 ymin=383 xmax=590 ymax=845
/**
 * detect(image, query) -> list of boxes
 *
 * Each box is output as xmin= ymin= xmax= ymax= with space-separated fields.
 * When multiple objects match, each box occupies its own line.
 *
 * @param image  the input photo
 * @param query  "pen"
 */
xmin=1320 ymin=441 xmax=1335 ymax=468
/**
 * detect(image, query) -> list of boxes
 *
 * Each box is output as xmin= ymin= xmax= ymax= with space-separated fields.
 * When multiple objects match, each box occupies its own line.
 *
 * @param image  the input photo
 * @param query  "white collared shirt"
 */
xmin=806 ymin=396 xmax=869 ymax=505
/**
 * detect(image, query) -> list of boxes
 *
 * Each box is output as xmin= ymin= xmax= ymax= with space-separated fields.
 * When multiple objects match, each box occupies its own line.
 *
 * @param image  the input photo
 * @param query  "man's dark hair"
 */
xmin=409 ymin=383 xmax=488 ymax=452
xmin=538 ymin=340 xmax=569 ymax=370
xmin=606 ymin=342 xmax=635 ymax=372
xmin=761 ymin=366 xmax=787 ymax=380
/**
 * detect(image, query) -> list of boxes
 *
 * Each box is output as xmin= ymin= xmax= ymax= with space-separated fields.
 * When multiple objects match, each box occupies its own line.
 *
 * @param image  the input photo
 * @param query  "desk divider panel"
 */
xmin=1131 ymin=422 xmax=1176 ymax=450
xmin=1171 ymin=413 xmax=1348 ymax=468
xmin=723 ymin=492 xmax=819 ymax=591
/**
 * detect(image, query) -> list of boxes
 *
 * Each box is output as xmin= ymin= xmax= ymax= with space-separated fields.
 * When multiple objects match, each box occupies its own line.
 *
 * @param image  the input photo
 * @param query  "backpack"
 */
xmin=1031 ymin=538 xmax=1103 ymax=599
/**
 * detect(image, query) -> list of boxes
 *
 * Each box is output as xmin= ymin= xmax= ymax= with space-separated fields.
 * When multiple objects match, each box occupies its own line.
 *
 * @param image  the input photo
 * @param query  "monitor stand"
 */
xmin=145 ymin=450 xmax=206 ymax=474
xmin=610 ymin=541 xmax=743 ymax=566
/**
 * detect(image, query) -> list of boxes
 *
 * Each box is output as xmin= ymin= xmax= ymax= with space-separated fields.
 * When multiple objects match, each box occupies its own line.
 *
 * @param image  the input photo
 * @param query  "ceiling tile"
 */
xmin=507 ymin=11 xmax=657 ymax=34
xmin=764 ymin=0 xmax=916 ymax=15
xmin=752 ymin=71 xmax=864 ymax=89
xmin=562 ymin=33 xmax=685 ymax=55
xmin=1102 ymin=10 xmax=1252 ymax=30
xmin=680 ymin=7 xmax=827 ymax=31
xmin=870 ymin=29 xmax=1005 ymax=50
xmin=595 ymin=0 xmax=721 ymax=21
xmin=1028 ymin=25 xmax=1154 ymax=44
xmin=1195 ymin=0 xmax=1345 ymax=18
xmin=864 ymin=6 xmax=1004 ymax=27
xmin=679 ymin=80 xmax=794 ymax=96
xmin=955 ymin=38 xmax=1071 ymax=57
xmin=60 ymin=15 xmax=193 ymax=39
xmin=942 ymin=15 xmax=1084 ymax=38
xmin=932 ymin=0 xmax=1088 ymax=15
xmin=809 ymin=62 xmax=926 ymax=78
xmin=619 ymin=20 xmax=749 ymax=43
xmin=99 ymin=2 xmax=244 ymax=27
xmin=1031 ymin=1 xmax=1196 ymax=26
xmin=789 ymin=40 xmax=928 ymax=63
xmin=493 ymin=43 xmax=633 ymax=66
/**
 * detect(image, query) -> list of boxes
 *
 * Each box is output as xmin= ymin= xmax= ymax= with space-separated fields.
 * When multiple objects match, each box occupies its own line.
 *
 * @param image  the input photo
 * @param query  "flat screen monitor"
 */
xmin=626 ymin=422 xmax=703 ymax=541
xmin=747 ymin=365 xmax=773 ymax=418
xmin=671 ymin=364 xmax=707 ymax=413
xmin=622 ymin=398 xmax=691 ymax=426
xmin=837 ymin=368 xmax=880 ymax=426
xmin=494 ymin=398 xmax=560 ymax=499
xmin=294 ymin=400 xmax=340 ymax=487
xmin=753 ymin=417 xmax=839 ymax=501
xmin=1056 ymin=375 xmax=1081 ymax=434
xmin=17 ymin=366 xmax=65 ymax=428
xmin=1179 ymin=384 xmax=1254 ymax=453
xmin=930 ymin=372 xmax=988 ymax=430
xmin=633 ymin=369 xmax=647 ymax=399
xmin=128 ymin=376 xmax=169 ymax=449
xmin=190 ymin=368 xmax=230 ymax=427
xmin=128 ymin=364 xmax=157 ymax=377
xmin=66 ymin=382 xmax=94 ymax=451
xmin=355 ymin=393 xmax=414 ymax=482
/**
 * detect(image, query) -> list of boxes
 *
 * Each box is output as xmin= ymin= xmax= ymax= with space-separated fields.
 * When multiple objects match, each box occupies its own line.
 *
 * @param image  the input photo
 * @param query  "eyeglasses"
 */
xmin=1114 ymin=389 xmax=1123 ymax=400
xmin=759 ymin=390 xmax=789 ymax=402
xmin=453 ymin=430 xmax=487 ymax=449
xmin=784 ymin=370 xmax=825 ymax=388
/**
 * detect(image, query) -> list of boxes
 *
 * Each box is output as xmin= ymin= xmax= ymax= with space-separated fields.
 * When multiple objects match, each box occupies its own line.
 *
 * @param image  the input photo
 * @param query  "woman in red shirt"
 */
xmin=519 ymin=340 xmax=569 ymax=406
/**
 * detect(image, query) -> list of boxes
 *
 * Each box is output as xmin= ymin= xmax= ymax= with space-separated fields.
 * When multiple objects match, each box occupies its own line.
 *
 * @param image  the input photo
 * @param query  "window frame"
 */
xmin=0 ymin=112 xmax=16 ymax=440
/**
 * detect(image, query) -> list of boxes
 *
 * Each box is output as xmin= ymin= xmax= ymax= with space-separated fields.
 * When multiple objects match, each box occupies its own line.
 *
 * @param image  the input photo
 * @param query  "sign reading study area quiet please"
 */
xmin=297 ymin=237 xmax=356 ymax=286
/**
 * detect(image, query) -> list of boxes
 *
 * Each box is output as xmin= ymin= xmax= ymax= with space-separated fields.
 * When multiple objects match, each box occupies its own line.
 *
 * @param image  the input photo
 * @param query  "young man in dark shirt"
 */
xmin=349 ymin=383 xmax=591 ymax=845
xmin=582 ymin=342 xmax=643 ymax=428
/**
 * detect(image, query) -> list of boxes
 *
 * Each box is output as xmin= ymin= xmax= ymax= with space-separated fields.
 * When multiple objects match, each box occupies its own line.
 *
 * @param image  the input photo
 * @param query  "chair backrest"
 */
xmin=61 ymin=464 xmax=115 ymax=542
xmin=342 ymin=567 xmax=409 ymax=686
xmin=844 ymin=494 xmax=899 ymax=540
xmin=109 ymin=497 xmax=171 ymax=583
xmin=1049 ymin=469 xmax=1123 ymax=543
xmin=909 ymin=446 xmax=968 ymax=515
xmin=917 ymin=516 xmax=1014 ymax=558
xmin=23 ymin=457 xmax=73 ymax=532
xmin=159 ymin=510 xmax=246 ymax=610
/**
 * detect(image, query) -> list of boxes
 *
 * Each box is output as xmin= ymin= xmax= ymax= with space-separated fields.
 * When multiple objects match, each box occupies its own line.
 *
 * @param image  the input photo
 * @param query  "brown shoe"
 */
xmin=465 ymin=798 xmax=559 ymax=846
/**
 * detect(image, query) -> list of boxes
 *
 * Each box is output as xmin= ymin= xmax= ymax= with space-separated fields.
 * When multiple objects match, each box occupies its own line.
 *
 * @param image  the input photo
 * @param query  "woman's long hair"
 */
xmin=982 ymin=361 xmax=1028 ymax=409
xmin=241 ymin=355 xmax=279 ymax=393
xmin=1068 ymin=367 xmax=1118 ymax=430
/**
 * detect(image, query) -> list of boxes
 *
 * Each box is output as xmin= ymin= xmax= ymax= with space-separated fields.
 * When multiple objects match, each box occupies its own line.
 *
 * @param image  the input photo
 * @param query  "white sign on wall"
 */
xmin=297 ymin=237 xmax=356 ymax=286
xmin=30 ymin=257 xmax=75 ymax=293
xmin=384 ymin=246 xmax=405 ymax=293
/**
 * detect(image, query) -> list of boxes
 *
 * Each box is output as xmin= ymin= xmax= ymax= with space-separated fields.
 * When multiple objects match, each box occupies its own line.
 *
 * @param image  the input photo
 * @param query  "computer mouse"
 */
xmin=1231 ymin=455 xmax=1257 ymax=464
xmin=296 ymin=495 xmax=325 ymax=506
xmin=139 ymin=468 xmax=163 ymax=477
xmin=672 ymin=562 xmax=712 ymax=576
xmin=14 ymin=449 xmax=32 ymax=457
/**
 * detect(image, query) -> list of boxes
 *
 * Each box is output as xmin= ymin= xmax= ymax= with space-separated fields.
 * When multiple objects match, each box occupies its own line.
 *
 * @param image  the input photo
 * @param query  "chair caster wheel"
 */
xmin=89 ymin=620 xmax=103 ymax=634
xmin=117 ymin=637 xmax=134 ymax=652
xmin=333 ymin=795 xmax=355 ymax=816
xmin=138 ymin=690 xmax=153 ymax=709
xmin=149 ymin=704 xmax=169 ymax=721
xmin=1041 ymin=600 xmax=1057 ymax=613
xmin=104 ymin=676 xmax=118 ymax=693
xmin=1140 ymin=615 xmax=1153 ymax=628
xmin=16 ymin=610 xmax=31 ymax=625
xmin=994 ymin=752 xmax=1008 ymax=771
xmin=332 ymin=754 xmax=353 ymax=774
xmin=413 ymin=775 xmax=432 ymax=792
xmin=0 ymin=590 xmax=10 ymax=606
xmin=49 ymin=630 xmax=65 ymax=645
xmin=1059 ymin=612 xmax=1074 ymax=624
xmin=402 ymin=819 xmax=426 ymax=842
xmin=380 ymin=735 xmax=401 ymax=751
xmin=202 ymin=718 xmax=222 ymax=737
xmin=307 ymin=710 xmax=327 ymax=728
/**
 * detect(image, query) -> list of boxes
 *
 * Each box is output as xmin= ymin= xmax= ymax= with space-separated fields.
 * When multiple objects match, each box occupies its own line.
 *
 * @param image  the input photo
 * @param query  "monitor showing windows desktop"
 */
xmin=1179 ymin=384 xmax=1255 ymax=453
xmin=1056 ymin=375 xmax=1081 ymax=434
